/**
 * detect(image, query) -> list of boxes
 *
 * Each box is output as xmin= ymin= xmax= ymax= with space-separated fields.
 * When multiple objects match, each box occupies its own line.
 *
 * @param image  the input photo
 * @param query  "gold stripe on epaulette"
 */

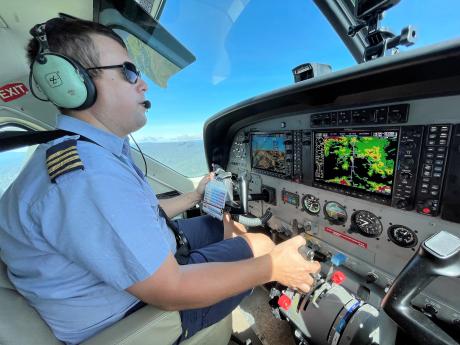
xmin=46 ymin=149 xmax=78 ymax=168
xmin=49 ymin=161 xmax=84 ymax=181
xmin=46 ymin=145 xmax=77 ymax=162
xmin=48 ymin=156 xmax=81 ymax=175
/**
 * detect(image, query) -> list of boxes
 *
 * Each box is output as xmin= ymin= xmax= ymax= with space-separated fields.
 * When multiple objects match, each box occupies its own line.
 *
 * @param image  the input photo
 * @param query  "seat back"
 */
xmin=0 ymin=255 xmax=62 ymax=345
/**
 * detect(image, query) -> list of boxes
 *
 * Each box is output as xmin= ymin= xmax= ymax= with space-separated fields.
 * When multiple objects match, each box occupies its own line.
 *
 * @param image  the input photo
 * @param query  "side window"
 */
xmin=133 ymin=140 xmax=208 ymax=177
xmin=0 ymin=126 xmax=34 ymax=197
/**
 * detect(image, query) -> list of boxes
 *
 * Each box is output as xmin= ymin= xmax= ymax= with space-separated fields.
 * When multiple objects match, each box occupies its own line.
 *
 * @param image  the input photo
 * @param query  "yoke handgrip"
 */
xmin=381 ymin=231 xmax=460 ymax=345
xmin=238 ymin=172 xmax=250 ymax=214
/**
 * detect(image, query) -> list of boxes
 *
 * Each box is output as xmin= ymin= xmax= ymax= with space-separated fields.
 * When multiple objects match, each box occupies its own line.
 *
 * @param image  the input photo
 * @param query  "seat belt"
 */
xmin=158 ymin=206 xmax=190 ymax=265
xmin=0 ymin=129 xmax=191 ymax=263
xmin=0 ymin=129 xmax=84 ymax=152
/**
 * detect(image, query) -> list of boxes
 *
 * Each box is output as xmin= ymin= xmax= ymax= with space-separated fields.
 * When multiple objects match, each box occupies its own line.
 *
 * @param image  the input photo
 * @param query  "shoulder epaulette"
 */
xmin=46 ymin=139 xmax=84 ymax=183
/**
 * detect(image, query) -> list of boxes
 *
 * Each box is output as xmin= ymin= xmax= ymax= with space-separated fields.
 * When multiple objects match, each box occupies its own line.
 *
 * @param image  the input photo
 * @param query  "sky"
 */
xmin=134 ymin=0 xmax=460 ymax=142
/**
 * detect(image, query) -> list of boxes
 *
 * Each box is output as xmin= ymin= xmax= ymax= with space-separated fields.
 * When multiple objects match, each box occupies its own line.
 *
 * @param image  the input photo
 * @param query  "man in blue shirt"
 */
xmin=0 ymin=17 xmax=320 ymax=344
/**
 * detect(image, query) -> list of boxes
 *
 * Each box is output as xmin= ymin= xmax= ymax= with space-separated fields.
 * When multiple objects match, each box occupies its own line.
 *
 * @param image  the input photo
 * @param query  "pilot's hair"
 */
xmin=26 ymin=16 xmax=127 ymax=79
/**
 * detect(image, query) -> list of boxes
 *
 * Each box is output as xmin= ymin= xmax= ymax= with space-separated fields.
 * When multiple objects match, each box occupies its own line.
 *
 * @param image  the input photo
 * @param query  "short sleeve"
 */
xmin=31 ymin=167 xmax=171 ymax=290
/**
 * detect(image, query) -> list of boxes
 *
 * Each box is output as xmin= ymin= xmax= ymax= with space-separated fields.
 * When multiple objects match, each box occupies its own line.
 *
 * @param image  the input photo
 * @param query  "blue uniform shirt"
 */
xmin=0 ymin=115 xmax=177 ymax=344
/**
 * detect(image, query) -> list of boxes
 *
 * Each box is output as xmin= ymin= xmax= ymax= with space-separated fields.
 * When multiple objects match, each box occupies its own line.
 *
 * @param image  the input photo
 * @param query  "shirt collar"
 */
xmin=57 ymin=115 xmax=127 ymax=157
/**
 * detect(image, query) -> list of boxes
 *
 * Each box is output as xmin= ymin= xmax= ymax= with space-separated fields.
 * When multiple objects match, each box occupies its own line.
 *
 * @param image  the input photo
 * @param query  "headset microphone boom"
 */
xmin=142 ymin=100 xmax=151 ymax=109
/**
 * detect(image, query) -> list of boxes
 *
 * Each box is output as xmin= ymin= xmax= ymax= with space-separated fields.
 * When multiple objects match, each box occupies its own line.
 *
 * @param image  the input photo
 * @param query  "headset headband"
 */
xmin=28 ymin=15 xmax=97 ymax=110
xmin=30 ymin=14 xmax=79 ymax=65
xmin=32 ymin=24 xmax=50 ymax=59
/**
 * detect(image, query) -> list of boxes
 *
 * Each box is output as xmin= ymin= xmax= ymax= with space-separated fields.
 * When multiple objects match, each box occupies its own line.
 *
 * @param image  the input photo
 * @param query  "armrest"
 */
xmin=181 ymin=313 xmax=232 ymax=345
xmin=81 ymin=306 xmax=181 ymax=345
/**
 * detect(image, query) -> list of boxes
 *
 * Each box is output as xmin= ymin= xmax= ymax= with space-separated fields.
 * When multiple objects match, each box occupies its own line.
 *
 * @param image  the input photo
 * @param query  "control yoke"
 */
xmin=212 ymin=165 xmax=272 ymax=227
xmin=381 ymin=231 xmax=460 ymax=345
xmin=238 ymin=171 xmax=250 ymax=214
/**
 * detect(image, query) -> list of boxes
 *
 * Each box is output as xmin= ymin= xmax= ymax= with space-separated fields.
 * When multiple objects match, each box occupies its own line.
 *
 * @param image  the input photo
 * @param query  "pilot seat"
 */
xmin=0 ymin=254 xmax=232 ymax=345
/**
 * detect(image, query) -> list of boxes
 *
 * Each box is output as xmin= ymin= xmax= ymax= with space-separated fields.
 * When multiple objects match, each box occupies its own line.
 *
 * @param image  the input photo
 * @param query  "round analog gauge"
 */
xmin=387 ymin=225 xmax=418 ymax=248
xmin=324 ymin=201 xmax=347 ymax=225
xmin=302 ymin=194 xmax=320 ymax=215
xmin=350 ymin=210 xmax=383 ymax=238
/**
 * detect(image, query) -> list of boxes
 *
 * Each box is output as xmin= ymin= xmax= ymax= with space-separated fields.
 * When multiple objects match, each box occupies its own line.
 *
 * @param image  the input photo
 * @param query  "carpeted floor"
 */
xmin=231 ymin=286 xmax=296 ymax=345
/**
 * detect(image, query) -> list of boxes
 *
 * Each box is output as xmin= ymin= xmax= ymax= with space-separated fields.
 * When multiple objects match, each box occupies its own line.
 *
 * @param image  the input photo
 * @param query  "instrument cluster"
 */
xmin=285 ymin=191 xmax=418 ymax=249
xmin=226 ymin=98 xmax=460 ymax=284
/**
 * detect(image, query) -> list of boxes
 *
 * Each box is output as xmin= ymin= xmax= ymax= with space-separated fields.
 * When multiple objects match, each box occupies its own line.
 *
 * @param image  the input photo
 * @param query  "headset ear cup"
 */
xmin=31 ymin=53 xmax=96 ymax=110
xmin=69 ymin=58 xmax=97 ymax=110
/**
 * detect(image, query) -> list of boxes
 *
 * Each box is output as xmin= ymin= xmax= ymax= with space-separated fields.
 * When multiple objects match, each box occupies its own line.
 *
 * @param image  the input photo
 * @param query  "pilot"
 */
xmin=0 ymin=17 xmax=320 ymax=344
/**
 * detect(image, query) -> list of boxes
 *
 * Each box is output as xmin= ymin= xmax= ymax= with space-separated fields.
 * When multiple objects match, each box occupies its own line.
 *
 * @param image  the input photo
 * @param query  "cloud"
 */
xmin=134 ymin=121 xmax=204 ymax=142
xmin=134 ymin=133 xmax=202 ymax=143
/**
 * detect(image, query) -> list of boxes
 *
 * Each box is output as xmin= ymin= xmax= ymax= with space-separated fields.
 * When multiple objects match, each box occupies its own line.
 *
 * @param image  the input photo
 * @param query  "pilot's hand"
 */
xmin=195 ymin=172 xmax=215 ymax=199
xmin=269 ymin=235 xmax=321 ymax=293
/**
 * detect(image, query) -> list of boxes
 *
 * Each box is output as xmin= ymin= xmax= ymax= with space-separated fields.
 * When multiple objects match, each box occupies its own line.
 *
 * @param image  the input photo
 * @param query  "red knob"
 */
xmin=331 ymin=271 xmax=346 ymax=285
xmin=278 ymin=294 xmax=292 ymax=311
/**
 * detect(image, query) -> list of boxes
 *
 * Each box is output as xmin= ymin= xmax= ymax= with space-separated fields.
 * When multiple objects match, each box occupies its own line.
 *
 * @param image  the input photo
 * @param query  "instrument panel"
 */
xmin=226 ymin=95 xmax=460 ymax=327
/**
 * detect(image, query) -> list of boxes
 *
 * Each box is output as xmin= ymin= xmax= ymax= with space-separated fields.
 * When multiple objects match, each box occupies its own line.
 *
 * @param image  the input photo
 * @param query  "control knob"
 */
xmin=403 ymin=141 xmax=417 ymax=150
xmin=401 ymin=158 xmax=415 ymax=169
xmin=424 ymin=304 xmax=438 ymax=317
xmin=400 ymin=172 xmax=412 ymax=181
xmin=416 ymin=200 xmax=435 ymax=215
xmin=366 ymin=272 xmax=379 ymax=284
xmin=396 ymin=199 xmax=409 ymax=209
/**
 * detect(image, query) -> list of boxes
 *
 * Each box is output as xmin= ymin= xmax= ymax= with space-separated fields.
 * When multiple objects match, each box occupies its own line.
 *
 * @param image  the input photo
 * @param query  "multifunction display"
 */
xmin=251 ymin=133 xmax=287 ymax=175
xmin=314 ymin=130 xmax=399 ymax=200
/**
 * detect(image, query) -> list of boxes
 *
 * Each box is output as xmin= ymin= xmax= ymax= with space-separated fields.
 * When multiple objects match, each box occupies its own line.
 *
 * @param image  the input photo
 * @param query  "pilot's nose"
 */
xmin=137 ymin=76 xmax=148 ymax=93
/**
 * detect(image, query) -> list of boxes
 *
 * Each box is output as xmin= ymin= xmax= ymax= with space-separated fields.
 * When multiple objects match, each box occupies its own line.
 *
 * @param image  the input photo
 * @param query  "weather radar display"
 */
xmin=314 ymin=130 xmax=398 ymax=195
xmin=251 ymin=133 xmax=287 ymax=175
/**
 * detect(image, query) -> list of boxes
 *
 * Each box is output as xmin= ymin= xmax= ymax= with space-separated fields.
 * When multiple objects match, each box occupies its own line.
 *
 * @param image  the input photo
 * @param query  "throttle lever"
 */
xmin=298 ymin=245 xmax=314 ymax=261
xmin=298 ymin=245 xmax=322 ymax=284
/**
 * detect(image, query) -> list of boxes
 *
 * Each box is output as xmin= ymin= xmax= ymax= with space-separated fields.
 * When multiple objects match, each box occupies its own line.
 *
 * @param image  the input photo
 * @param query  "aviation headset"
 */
xmin=29 ymin=18 xmax=97 ymax=110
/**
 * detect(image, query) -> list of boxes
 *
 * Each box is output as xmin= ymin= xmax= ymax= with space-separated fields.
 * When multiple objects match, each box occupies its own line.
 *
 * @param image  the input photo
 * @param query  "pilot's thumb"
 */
xmin=290 ymin=235 xmax=306 ymax=247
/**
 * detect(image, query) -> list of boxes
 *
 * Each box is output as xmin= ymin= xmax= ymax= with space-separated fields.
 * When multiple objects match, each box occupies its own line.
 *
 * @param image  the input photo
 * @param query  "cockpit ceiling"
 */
xmin=0 ymin=0 xmax=93 ymax=83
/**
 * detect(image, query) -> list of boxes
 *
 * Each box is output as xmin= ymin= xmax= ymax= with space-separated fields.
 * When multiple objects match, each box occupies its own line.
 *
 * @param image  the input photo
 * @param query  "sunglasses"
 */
xmin=86 ymin=61 xmax=140 ymax=84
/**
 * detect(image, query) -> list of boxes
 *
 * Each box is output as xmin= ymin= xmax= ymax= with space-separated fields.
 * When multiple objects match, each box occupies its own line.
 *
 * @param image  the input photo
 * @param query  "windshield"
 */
xmin=133 ymin=0 xmax=353 ymax=177
xmin=130 ymin=0 xmax=459 ymax=177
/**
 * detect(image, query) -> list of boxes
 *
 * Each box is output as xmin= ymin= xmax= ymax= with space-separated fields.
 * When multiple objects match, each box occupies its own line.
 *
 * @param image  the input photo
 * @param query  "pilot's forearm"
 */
xmin=127 ymin=237 xmax=317 ymax=310
xmin=166 ymin=256 xmax=272 ymax=310
xmin=158 ymin=191 xmax=201 ymax=218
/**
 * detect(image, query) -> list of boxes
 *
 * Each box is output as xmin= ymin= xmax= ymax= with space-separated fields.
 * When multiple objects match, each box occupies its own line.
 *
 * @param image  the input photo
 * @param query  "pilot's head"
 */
xmin=27 ymin=16 xmax=149 ymax=137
